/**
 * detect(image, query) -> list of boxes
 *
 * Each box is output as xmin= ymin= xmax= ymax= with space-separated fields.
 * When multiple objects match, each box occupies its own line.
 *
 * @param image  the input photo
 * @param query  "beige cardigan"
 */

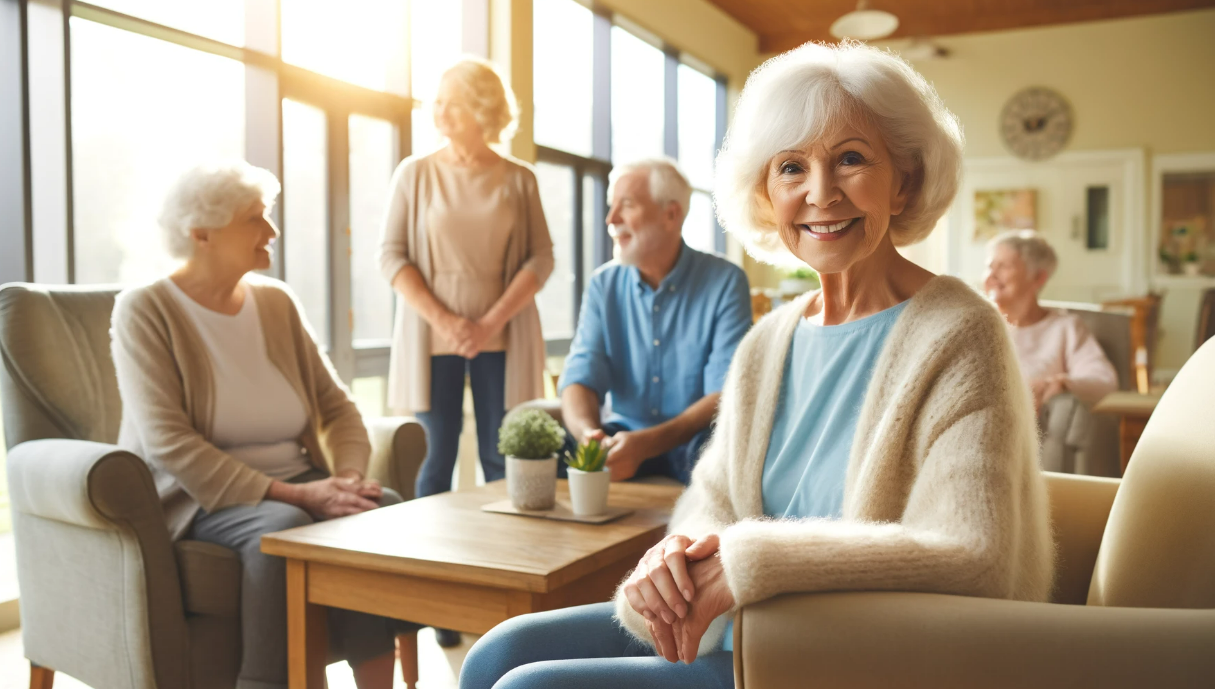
xmin=111 ymin=275 xmax=371 ymax=540
xmin=378 ymin=153 xmax=555 ymax=413
xmin=614 ymin=276 xmax=1055 ymax=653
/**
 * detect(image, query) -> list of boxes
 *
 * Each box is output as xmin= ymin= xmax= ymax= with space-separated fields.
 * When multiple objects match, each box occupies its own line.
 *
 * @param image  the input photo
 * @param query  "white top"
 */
xmin=166 ymin=279 xmax=312 ymax=481
xmin=1007 ymin=308 xmax=1119 ymax=406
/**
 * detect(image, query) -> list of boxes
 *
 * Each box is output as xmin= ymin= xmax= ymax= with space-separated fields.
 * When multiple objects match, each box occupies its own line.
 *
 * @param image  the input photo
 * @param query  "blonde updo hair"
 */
xmin=714 ymin=40 xmax=964 ymax=267
xmin=440 ymin=57 xmax=519 ymax=144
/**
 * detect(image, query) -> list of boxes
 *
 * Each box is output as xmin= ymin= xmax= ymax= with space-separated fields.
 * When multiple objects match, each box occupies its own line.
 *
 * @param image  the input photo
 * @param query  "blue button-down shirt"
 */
xmin=559 ymin=243 xmax=752 ymax=432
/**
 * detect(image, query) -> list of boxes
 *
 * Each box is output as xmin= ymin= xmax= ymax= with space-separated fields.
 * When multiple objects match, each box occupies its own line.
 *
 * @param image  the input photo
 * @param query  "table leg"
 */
xmin=286 ymin=559 xmax=329 ymax=689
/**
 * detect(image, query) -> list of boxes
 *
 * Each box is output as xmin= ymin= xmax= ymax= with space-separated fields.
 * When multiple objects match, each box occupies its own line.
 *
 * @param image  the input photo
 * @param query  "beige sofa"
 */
xmin=731 ymin=335 xmax=1215 ymax=688
xmin=0 ymin=283 xmax=427 ymax=689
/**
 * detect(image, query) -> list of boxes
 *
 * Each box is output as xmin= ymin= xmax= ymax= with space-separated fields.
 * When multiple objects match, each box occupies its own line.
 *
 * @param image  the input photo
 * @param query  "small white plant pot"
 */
xmin=1183 ymin=262 xmax=1202 ymax=277
xmin=567 ymin=467 xmax=611 ymax=516
xmin=506 ymin=455 xmax=558 ymax=511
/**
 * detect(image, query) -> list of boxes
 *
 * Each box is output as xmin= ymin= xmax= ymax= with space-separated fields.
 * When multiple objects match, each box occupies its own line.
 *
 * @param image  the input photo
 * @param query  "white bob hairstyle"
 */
xmin=158 ymin=160 xmax=281 ymax=260
xmin=607 ymin=157 xmax=694 ymax=224
xmin=714 ymin=40 xmax=965 ymax=266
xmin=440 ymin=57 xmax=519 ymax=144
xmin=988 ymin=230 xmax=1059 ymax=281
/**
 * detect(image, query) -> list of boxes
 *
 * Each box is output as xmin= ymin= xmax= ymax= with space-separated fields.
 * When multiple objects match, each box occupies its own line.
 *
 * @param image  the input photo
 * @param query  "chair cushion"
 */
xmin=175 ymin=540 xmax=241 ymax=618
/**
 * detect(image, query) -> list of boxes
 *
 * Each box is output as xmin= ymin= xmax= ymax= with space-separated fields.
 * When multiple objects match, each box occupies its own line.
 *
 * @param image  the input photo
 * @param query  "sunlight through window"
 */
xmin=533 ymin=0 xmax=594 ymax=157
xmin=282 ymin=0 xmax=408 ymax=94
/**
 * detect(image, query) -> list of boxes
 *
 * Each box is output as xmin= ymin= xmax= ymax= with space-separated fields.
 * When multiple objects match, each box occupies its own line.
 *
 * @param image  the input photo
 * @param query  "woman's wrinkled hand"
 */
xmin=671 ymin=545 xmax=735 ymax=664
xmin=437 ymin=314 xmax=477 ymax=355
xmin=294 ymin=476 xmax=380 ymax=520
xmin=622 ymin=533 xmax=722 ymax=628
xmin=334 ymin=469 xmax=383 ymax=501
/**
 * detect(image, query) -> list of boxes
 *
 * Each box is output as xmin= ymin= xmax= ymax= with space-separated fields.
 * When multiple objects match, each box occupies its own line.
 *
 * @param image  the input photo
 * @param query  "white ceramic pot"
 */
xmin=567 ymin=467 xmax=611 ymax=516
xmin=1183 ymin=262 xmax=1202 ymax=277
xmin=506 ymin=455 xmax=558 ymax=511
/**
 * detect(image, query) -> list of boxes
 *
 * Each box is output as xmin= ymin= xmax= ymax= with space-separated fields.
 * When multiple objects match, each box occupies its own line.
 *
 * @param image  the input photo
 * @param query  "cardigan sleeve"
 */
xmin=111 ymin=289 xmax=272 ymax=512
xmin=1060 ymin=315 xmax=1119 ymax=406
xmin=516 ymin=165 xmax=555 ymax=287
xmin=282 ymin=285 xmax=371 ymax=477
xmin=378 ymin=158 xmax=416 ymax=287
xmin=716 ymin=311 xmax=1052 ymax=609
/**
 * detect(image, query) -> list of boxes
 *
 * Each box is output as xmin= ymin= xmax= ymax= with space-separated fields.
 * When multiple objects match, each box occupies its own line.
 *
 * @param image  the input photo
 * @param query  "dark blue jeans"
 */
xmin=415 ymin=352 xmax=507 ymax=498
xmin=559 ymin=421 xmax=711 ymax=485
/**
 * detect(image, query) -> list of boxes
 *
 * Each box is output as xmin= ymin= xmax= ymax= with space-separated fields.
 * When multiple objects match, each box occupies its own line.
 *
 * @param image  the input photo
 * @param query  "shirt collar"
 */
xmin=633 ymin=241 xmax=693 ymax=294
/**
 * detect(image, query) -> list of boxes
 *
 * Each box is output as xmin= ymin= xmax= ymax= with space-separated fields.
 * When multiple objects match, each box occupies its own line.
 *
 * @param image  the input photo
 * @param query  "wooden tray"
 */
xmin=480 ymin=498 xmax=634 ymax=525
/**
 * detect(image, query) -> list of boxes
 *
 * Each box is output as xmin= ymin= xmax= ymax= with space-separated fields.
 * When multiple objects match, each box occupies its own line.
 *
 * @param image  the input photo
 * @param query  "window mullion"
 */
xmin=327 ymin=112 xmax=354 ymax=383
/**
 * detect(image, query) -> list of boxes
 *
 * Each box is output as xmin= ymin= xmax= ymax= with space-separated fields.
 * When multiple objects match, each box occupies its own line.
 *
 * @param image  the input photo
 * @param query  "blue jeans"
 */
xmin=415 ymin=352 xmax=507 ymax=498
xmin=459 ymin=602 xmax=734 ymax=689
xmin=559 ymin=422 xmax=711 ymax=485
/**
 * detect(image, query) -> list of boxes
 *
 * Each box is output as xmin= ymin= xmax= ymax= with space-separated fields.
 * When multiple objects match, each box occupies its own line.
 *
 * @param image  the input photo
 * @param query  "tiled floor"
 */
xmin=0 ymin=627 xmax=476 ymax=689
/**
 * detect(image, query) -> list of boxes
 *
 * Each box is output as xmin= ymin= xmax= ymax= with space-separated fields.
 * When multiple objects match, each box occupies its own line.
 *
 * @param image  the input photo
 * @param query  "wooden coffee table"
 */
xmin=261 ymin=479 xmax=682 ymax=688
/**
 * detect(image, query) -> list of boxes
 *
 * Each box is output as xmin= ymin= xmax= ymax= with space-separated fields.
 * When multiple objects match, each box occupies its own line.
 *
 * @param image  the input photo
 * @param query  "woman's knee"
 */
xmin=460 ymin=614 xmax=549 ymax=689
xmin=256 ymin=500 xmax=315 ymax=532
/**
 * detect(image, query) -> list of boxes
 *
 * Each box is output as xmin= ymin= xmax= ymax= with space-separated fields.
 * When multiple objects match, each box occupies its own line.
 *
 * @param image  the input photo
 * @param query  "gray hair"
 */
xmin=158 ymin=160 xmax=281 ymax=260
xmin=608 ymin=157 xmax=693 ymax=223
xmin=714 ymin=40 xmax=964 ymax=267
xmin=988 ymin=230 xmax=1058 ymax=280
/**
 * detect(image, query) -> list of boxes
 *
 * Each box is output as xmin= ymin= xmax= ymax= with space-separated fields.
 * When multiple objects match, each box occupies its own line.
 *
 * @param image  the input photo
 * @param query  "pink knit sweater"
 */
xmin=1008 ymin=309 xmax=1119 ymax=406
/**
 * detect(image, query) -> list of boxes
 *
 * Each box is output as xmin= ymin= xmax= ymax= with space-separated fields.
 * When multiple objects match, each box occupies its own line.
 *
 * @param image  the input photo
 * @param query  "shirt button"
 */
xmin=653 ymin=339 xmax=660 ymax=346
xmin=652 ymin=409 xmax=659 ymax=416
xmin=652 ymin=376 xmax=660 ymax=383
xmin=668 ymin=286 xmax=675 ymax=292
xmin=653 ymin=305 xmax=659 ymax=312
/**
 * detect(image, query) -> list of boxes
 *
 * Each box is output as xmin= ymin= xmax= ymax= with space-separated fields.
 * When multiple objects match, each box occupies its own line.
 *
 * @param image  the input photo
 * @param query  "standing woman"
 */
xmin=379 ymin=58 xmax=553 ymax=500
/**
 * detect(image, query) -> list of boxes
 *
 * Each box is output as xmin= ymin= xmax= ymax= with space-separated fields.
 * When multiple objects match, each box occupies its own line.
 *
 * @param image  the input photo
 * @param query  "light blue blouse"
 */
xmin=722 ymin=299 xmax=909 ymax=652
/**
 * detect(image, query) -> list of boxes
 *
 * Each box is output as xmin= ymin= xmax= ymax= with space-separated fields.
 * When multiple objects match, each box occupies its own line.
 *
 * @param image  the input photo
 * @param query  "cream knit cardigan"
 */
xmin=614 ymin=276 xmax=1055 ymax=652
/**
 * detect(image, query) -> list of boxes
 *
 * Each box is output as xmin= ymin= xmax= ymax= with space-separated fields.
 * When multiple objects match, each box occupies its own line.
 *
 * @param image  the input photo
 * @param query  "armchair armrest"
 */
xmin=1042 ymin=471 xmax=1120 ymax=604
xmin=735 ymin=591 xmax=1215 ymax=689
xmin=365 ymin=416 xmax=427 ymax=501
xmin=6 ymin=439 xmax=189 ymax=689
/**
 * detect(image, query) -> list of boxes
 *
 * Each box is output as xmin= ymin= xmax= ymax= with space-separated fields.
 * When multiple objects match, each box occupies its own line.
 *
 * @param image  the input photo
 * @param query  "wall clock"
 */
xmin=1000 ymin=87 xmax=1073 ymax=161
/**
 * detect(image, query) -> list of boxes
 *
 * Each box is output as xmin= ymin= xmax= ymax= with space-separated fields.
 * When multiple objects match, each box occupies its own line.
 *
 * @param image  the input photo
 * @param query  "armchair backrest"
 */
xmin=1088 ymin=336 xmax=1215 ymax=608
xmin=1040 ymin=300 xmax=1133 ymax=392
xmin=0 ymin=283 xmax=123 ymax=449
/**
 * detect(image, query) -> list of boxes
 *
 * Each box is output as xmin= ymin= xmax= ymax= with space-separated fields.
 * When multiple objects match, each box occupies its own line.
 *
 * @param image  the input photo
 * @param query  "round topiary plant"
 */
xmin=498 ymin=408 xmax=566 ymax=460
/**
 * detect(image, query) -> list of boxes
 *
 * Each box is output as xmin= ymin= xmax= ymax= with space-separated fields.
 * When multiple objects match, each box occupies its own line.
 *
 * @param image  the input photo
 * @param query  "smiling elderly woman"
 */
xmin=112 ymin=161 xmax=403 ymax=689
xmin=460 ymin=41 xmax=1054 ymax=689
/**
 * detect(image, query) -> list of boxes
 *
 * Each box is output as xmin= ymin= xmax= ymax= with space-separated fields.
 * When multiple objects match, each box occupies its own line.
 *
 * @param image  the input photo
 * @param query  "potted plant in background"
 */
xmin=564 ymin=438 xmax=610 ymax=516
xmin=779 ymin=267 xmax=820 ymax=295
xmin=498 ymin=408 xmax=566 ymax=510
xmin=1183 ymin=250 xmax=1202 ymax=277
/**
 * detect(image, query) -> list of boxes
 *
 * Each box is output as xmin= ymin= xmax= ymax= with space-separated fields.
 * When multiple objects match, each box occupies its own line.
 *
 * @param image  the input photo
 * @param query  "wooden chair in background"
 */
xmin=1102 ymin=292 xmax=1164 ymax=393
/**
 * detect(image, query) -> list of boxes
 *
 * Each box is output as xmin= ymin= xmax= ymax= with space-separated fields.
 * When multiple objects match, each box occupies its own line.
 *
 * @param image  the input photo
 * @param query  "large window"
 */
xmin=281 ymin=0 xmax=409 ymax=94
xmin=409 ymin=0 xmax=463 ymax=156
xmin=282 ymin=99 xmax=329 ymax=347
xmin=677 ymin=63 xmax=719 ymax=253
xmin=71 ymin=18 xmax=245 ymax=285
xmin=610 ymin=26 xmax=665 ymax=165
xmin=533 ymin=0 xmax=594 ymax=157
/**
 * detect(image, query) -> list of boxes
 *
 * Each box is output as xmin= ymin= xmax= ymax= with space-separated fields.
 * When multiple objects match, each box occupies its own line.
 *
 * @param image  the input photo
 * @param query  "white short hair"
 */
xmin=989 ymin=230 xmax=1058 ymax=280
xmin=608 ymin=157 xmax=693 ymax=223
xmin=158 ymin=160 xmax=281 ymax=260
xmin=715 ymin=40 xmax=964 ymax=266
xmin=441 ymin=57 xmax=519 ymax=144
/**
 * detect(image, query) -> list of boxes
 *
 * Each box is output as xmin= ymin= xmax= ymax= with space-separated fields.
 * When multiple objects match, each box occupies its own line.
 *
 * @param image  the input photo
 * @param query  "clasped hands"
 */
xmin=1031 ymin=372 xmax=1068 ymax=412
xmin=621 ymin=533 xmax=735 ymax=664
xmin=296 ymin=470 xmax=382 ymax=520
xmin=438 ymin=313 xmax=502 ymax=360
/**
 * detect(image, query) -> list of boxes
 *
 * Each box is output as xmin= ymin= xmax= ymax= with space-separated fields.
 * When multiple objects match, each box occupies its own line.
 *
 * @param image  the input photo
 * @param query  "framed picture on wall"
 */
xmin=973 ymin=188 xmax=1037 ymax=241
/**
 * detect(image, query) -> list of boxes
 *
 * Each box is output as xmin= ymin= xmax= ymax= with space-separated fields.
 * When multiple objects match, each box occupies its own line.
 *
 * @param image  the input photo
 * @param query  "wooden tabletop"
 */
xmin=261 ymin=479 xmax=682 ymax=594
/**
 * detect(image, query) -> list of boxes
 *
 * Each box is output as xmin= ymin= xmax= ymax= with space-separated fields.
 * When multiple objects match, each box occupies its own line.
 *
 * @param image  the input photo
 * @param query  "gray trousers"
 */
xmin=191 ymin=468 xmax=403 ymax=689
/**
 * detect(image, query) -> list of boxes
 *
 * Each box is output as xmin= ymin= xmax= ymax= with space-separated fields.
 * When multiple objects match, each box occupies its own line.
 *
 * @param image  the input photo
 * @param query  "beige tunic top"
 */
xmin=426 ymin=157 xmax=513 ymax=354
xmin=112 ymin=275 xmax=371 ymax=540
xmin=378 ymin=152 xmax=554 ymax=414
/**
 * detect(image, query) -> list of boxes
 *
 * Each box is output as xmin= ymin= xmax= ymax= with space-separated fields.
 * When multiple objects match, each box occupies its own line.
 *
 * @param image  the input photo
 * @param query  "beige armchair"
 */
xmin=0 ymin=283 xmax=427 ymax=689
xmin=731 ymin=336 xmax=1215 ymax=688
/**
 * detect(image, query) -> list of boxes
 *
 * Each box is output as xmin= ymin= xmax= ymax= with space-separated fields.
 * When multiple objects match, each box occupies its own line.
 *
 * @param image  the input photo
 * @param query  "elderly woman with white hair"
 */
xmin=112 ymin=161 xmax=403 ymax=689
xmin=460 ymin=41 xmax=1054 ymax=689
xmin=379 ymin=57 xmax=553 ymax=525
xmin=984 ymin=230 xmax=1118 ymax=412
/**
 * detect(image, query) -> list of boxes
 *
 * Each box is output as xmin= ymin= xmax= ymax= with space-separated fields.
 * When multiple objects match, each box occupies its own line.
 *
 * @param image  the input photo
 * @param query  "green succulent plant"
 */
xmin=564 ymin=438 xmax=608 ymax=472
xmin=497 ymin=408 xmax=566 ymax=460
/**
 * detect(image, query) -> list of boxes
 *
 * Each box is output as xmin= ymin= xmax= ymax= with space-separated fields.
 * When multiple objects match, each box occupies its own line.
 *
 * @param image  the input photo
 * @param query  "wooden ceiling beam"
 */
xmin=739 ymin=1 xmax=1215 ymax=54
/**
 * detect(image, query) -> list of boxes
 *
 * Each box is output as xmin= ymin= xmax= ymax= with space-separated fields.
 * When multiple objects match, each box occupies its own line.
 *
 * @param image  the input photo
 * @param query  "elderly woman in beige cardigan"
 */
xmin=378 ymin=58 xmax=553 ymax=517
xmin=112 ymin=161 xmax=401 ymax=689
xmin=462 ymin=42 xmax=1053 ymax=689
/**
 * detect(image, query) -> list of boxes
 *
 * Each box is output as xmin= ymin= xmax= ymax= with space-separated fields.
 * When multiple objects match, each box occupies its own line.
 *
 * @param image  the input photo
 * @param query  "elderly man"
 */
xmin=558 ymin=158 xmax=751 ymax=485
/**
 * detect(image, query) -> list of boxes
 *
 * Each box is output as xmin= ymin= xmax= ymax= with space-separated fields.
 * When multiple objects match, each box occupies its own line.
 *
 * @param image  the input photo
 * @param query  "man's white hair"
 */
xmin=714 ymin=40 xmax=964 ymax=267
xmin=988 ymin=230 xmax=1058 ymax=281
xmin=608 ymin=157 xmax=693 ymax=223
xmin=158 ymin=160 xmax=281 ymax=260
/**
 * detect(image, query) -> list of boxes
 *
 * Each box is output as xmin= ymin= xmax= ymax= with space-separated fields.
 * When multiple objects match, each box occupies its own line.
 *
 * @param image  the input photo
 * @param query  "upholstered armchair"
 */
xmin=1038 ymin=302 xmax=1134 ymax=477
xmin=0 ymin=283 xmax=427 ymax=689
xmin=731 ymin=336 xmax=1215 ymax=688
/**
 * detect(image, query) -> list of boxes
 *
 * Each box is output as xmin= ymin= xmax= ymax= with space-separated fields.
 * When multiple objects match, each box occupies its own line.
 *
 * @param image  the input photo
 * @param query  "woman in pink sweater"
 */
xmin=983 ymin=230 xmax=1119 ymax=411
